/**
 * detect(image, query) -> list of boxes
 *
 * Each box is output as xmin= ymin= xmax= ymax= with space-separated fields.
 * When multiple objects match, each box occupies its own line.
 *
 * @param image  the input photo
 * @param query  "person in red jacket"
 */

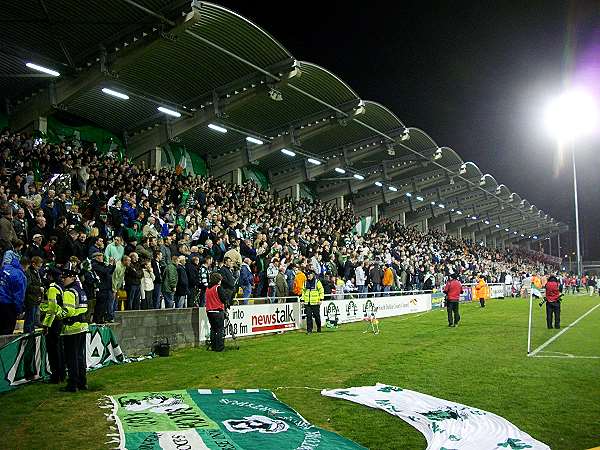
xmin=205 ymin=272 xmax=230 ymax=352
xmin=443 ymin=272 xmax=463 ymax=327
xmin=545 ymin=275 xmax=562 ymax=329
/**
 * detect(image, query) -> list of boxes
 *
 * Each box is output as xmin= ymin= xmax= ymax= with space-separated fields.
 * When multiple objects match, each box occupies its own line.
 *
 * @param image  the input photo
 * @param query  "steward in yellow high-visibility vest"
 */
xmin=41 ymin=263 xmax=88 ymax=392
xmin=473 ymin=276 xmax=489 ymax=308
xmin=301 ymin=270 xmax=324 ymax=333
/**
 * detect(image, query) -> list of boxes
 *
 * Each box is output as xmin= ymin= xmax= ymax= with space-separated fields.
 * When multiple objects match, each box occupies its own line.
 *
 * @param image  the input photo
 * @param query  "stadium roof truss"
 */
xmin=2 ymin=0 xmax=565 ymax=240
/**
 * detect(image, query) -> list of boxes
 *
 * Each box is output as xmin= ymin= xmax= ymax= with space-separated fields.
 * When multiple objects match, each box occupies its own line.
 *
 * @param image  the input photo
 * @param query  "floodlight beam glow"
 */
xmin=544 ymin=88 xmax=599 ymax=137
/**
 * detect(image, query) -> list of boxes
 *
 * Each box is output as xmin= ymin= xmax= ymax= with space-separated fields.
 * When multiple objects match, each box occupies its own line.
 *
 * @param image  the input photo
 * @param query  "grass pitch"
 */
xmin=2 ymin=295 xmax=599 ymax=449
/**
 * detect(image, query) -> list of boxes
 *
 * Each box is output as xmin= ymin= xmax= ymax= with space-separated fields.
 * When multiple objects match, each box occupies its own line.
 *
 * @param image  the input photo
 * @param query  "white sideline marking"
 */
xmin=533 ymin=354 xmax=600 ymax=359
xmin=528 ymin=303 xmax=600 ymax=357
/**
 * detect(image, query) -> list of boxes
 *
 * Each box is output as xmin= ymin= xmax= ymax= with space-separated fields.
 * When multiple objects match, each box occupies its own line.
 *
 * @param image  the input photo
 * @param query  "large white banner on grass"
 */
xmin=322 ymin=383 xmax=550 ymax=450
xmin=321 ymin=294 xmax=431 ymax=325
xmin=199 ymin=303 xmax=301 ymax=341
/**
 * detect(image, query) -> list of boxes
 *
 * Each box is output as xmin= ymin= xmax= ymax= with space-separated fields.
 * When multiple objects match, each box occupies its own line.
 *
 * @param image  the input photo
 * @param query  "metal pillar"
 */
xmin=572 ymin=150 xmax=582 ymax=275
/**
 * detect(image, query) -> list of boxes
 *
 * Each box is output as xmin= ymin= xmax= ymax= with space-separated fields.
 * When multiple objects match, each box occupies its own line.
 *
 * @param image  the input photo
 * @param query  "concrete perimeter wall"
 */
xmin=111 ymin=307 xmax=200 ymax=355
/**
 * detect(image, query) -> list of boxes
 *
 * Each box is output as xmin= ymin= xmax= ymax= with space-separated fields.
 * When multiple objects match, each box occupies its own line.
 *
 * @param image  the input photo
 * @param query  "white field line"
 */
xmin=528 ymin=303 xmax=600 ymax=357
xmin=532 ymin=355 xmax=600 ymax=359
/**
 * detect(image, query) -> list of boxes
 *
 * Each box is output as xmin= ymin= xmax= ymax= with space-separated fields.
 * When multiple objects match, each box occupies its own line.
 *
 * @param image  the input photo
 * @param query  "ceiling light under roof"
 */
xmin=374 ymin=181 xmax=383 ymax=187
xmin=246 ymin=136 xmax=264 ymax=145
xmin=26 ymin=62 xmax=60 ymax=76
xmin=158 ymin=106 xmax=181 ymax=118
xmin=416 ymin=196 xmax=424 ymax=201
xmin=307 ymin=158 xmax=321 ymax=165
xmin=353 ymin=174 xmax=365 ymax=180
xmin=101 ymin=88 xmax=129 ymax=100
xmin=334 ymin=167 xmax=346 ymax=174
xmin=281 ymin=149 xmax=296 ymax=157
xmin=208 ymin=123 xmax=227 ymax=133
xmin=389 ymin=186 xmax=398 ymax=192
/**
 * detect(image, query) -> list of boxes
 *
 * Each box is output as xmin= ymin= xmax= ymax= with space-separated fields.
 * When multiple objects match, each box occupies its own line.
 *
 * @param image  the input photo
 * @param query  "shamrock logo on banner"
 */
xmin=377 ymin=385 xmax=403 ymax=393
xmin=497 ymin=438 xmax=533 ymax=449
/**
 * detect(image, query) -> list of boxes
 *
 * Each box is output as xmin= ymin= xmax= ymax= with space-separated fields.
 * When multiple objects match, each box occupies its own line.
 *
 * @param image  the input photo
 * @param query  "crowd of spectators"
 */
xmin=0 ymin=129 xmax=567 ymax=334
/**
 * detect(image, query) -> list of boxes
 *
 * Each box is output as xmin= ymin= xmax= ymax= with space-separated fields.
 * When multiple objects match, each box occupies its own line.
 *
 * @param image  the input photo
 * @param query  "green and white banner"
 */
xmin=0 ymin=325 xmax=126 ymax=393
xmin=104 ymin=388 xmax=364 ymax=450
xmin=353 ymin=216 xmax=372 ymax=236
xmin=322 ymin=383 xmax=549 ymax=449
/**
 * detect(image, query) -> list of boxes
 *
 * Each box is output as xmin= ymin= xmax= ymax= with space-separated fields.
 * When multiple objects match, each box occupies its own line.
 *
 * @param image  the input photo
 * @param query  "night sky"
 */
xmin=220 ymin=0 xmax=600 ymax=259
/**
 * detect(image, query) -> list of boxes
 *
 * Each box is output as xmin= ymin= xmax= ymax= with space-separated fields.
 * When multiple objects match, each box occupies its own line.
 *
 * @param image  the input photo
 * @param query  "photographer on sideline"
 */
xmin=205 ymin=272 xmax=229 ymax=352
xmin=545 ymin=275 xmax=561 ymax=329
xmin=443 ymin=272 xmax=463 ymax=327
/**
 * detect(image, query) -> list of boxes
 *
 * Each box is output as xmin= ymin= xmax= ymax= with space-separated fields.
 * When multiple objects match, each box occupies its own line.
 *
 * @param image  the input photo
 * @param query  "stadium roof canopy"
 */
xmin=1 ymin=0 xmax=567 ymax=242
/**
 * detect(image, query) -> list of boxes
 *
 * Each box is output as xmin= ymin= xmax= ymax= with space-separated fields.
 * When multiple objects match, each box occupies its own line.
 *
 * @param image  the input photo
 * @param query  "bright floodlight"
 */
xmin=102 ymin=88 xmax=129 ymax=100
xmin=405 ymin=192 xmax=412 ymax=197
xmin=158 ymin=106 xmax=181 ymax=118
xmin=334 ymin=167 xmax=346 ymax=174
xmin=374 ymin=181 xmax=383 ymax=187
xmin=307 ymin=158 xmax=321 ymax=165
xmin=281 ymin=149 xmax=296 ymax=157
xmin=544 ymin=88 xmax=599 ymax=137
xmin=388 ymin=186 xmax=398 ymax=192
xmin=26 ymin=62 xmax=60 ymax=76
xmin=416 ymin=196 xmax=424 ymax=201
xmin=353 ymin=174 xmax=365 ymax=180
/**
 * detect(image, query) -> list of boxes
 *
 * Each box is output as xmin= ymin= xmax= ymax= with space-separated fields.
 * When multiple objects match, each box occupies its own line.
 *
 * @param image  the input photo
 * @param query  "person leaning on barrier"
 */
xmin=205 ymin=272 xmax=229 ymax=352
xmin=301 ymin=269 xmax=324 ymax=334
xmin=544 ymin=275 xmax=561 ymax=329
xmin=443 ymin=272 xmax=463 ymax=327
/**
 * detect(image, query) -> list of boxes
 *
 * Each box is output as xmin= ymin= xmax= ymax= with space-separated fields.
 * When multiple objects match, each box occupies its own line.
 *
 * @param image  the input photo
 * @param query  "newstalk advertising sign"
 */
xmin=198 ymin=303 xmax=301 ymax=341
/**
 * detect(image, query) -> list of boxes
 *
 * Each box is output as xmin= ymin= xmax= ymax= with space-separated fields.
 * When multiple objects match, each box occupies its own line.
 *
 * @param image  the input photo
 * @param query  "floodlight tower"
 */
xmin=544 ymin=88 xmax=599 ymax=276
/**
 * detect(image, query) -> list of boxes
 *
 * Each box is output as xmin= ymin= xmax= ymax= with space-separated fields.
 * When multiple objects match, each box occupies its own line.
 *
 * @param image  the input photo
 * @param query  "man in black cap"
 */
xmin=443 ymin=272 xmax=463 ymax=327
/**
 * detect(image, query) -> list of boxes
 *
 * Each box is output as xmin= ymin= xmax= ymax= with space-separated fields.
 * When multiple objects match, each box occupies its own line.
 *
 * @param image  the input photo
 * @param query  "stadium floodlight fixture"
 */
xmin=307 ymin=158 xmax=321 ymax=165
xmin=456 ymin=210 xmax=463 ymax=215
xmin=471 ymin=216 xmax=477 ymax=220
xmin=374 ymin=181 xmax=383 ymax=187
xmin=416 ymin=195 xmax=424 ymax=201
xmin=513 ymin=231 xmax=518 ymax=235
xmin=544 ymin=87 xmax=599 ymax=137
xmin=505 ymin=228 xmax=510 ymax=232
xmin=388 ymin=186 xmax=398 ymax=192
xmin=26 ymin=62 xmax=60 ymax=76
xmin=207 ymin=123 xmax=227 ymax=132
xmin=353 ymin=173 xmax=365 ymax=180
xmin=459 ymin=164 xmax=467 ymax=174
xmin=281 ymin=149 xmax=296 ymax=157
xmin=101 ymin=88 xmax=129 ymax=100
xmin=158 ymin=106 xmax=181 ymax=118
xmin=533 ymin=235 xmax=538 ymax=239
xmin=433 ymin=148 xmax=443 ymax=160
xmin=334 ymin=167 xmax=346 ymax=174
xmin=246 ymin=136 xmax=264 ymax=145
xmin=405 ymin=192 xmax=412 ymax=197
xmin=520 ymin=234 xmax=525 ymax=237
xmin=438 ymin=204 xmax=445 ymax=208
xmin=431 ymin=201 xmax=436 ymax=205
xmin=484 ymin=220 xmax=490 ymax=225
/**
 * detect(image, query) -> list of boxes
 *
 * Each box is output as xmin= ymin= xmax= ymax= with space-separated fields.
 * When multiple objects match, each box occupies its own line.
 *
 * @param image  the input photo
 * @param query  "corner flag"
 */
xmin=531 ymin=286 xmax=542 ymax=298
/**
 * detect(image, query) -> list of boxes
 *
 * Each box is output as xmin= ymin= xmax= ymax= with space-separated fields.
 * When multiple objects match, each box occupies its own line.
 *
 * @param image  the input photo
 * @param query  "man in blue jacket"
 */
xmin=239 ymin=258 xmax=253 ymax=304
xmin=0 ymin=250 xmax=27 ymax=334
